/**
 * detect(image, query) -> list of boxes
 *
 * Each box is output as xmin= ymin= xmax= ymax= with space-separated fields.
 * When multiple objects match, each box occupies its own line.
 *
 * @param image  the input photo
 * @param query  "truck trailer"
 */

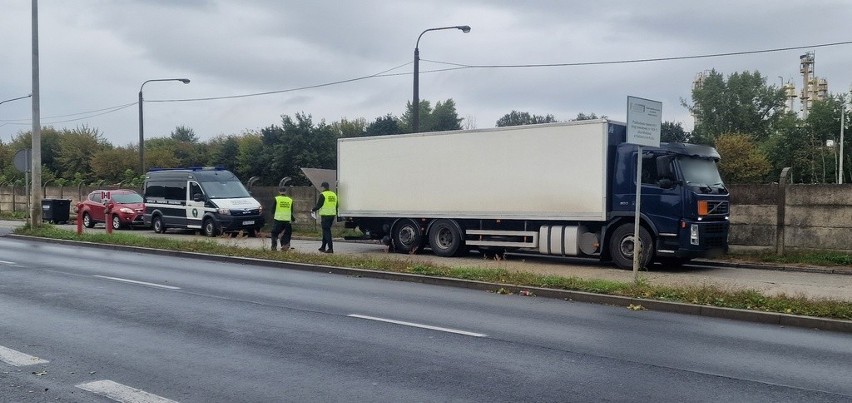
xmin=338 ymin=119 xmax=729 ymax=268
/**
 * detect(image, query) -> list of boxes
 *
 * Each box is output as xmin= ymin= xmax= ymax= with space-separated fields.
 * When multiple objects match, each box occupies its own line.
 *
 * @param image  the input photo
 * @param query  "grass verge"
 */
xmin=14 ymin=224 xmax=852 ymax=321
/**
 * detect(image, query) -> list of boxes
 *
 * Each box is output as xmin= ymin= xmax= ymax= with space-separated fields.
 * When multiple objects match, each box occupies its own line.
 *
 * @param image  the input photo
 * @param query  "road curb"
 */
xmin=8 ymin=234 xmax=852 ymax=334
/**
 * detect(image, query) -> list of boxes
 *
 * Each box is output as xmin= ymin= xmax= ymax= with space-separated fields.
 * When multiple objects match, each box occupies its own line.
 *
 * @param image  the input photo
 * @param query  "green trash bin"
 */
xmin=42 ymin=199 xmax=71 ymax=224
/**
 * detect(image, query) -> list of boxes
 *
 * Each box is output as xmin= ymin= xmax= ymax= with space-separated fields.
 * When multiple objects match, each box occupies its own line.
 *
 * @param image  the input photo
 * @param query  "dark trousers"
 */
xmin=271 ymin=220 xmax=292 ymax=250
xmin=320 ymin=215 xmax=335 ymax=251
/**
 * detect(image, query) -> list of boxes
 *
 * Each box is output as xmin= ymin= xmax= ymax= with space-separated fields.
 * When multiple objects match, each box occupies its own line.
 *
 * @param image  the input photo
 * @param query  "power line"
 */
xmin=421 ymin=40 xmax=852 ymax=69
xmin=2 ymin=39 xmax=850 ymax=126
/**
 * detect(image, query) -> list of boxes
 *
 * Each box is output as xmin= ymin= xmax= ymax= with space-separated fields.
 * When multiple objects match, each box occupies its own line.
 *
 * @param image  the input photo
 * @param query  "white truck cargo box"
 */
xmin=337 ymin=120 xmax=611 ymax=221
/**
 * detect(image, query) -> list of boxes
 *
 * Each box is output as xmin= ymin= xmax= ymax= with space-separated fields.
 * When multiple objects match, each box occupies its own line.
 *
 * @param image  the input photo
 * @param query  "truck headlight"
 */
xmin=690 ymin=224 xmax=699 ymax=246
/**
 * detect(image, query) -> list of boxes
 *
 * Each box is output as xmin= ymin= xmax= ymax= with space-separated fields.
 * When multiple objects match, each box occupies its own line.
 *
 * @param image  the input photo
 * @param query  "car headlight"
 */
xmin=119 ymin=207 xmax=134 ymax=214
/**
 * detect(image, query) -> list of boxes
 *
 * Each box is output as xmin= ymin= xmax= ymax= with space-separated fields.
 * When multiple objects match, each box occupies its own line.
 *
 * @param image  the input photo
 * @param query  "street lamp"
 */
xmin=0 ymin=94 xmax=32 ymax=106
xmin=138 ymin=78 xmax=190 ymax=173
xmin=413 ymin=25 xmax=470 ymax=133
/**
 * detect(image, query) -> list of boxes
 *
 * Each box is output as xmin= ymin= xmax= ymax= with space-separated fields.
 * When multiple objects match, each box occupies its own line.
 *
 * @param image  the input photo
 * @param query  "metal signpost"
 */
xmin=626 ymin=96 xmax=662 ymax=282
xmin=13 ymin=149 xmax=32 ymax=219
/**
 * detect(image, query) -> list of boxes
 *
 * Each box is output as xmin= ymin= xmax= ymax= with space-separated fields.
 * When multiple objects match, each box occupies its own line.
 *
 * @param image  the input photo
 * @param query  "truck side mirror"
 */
xmin=658 ymin=178 xmax=675 ymax=189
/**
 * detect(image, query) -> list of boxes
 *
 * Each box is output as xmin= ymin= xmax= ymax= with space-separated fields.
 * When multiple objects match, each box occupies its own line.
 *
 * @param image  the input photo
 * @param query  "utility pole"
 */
xmin=30 ymin=0 xmax=43 ymax=226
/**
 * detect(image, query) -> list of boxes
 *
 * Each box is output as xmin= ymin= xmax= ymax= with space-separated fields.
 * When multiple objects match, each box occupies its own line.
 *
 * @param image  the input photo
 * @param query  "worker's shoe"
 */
xmin=323 ymin=249 xmax=334 ymax=254
xmin=318 ymin=247 xmax=326 ymax=252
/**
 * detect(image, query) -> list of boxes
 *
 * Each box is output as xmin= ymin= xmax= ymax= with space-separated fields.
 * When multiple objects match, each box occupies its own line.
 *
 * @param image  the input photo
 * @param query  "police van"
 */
xmin=143 ymin=167 xmax=264 ymax=237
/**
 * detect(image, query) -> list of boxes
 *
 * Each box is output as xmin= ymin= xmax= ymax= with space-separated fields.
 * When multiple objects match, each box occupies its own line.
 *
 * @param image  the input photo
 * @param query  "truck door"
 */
xmin=186 ymin=181 xmax=205 ymax=229
xmin=639 ymin=152 xmax=681 ymax=236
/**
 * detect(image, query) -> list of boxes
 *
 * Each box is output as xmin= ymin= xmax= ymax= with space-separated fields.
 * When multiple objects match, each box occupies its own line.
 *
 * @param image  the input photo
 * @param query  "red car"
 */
xmin=77 ymin=189 xmax=146 ymax=230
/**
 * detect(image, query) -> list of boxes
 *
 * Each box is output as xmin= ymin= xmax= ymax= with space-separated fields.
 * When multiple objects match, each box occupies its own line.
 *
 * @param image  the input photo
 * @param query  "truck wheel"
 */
xmin=392 ymin=219 xmax=422 ymax=254
xmin=428 ymin=219 xmax=464 ymax=257
xmin=152 ymin=216 xmax=165 ymax=234
xmin=203 ymin=218 xmax=219 ymax=237
xmin=83 ymin=212 xmax=95 ymax=228
xmin=609 ymin=224 xmax=654 ymax=269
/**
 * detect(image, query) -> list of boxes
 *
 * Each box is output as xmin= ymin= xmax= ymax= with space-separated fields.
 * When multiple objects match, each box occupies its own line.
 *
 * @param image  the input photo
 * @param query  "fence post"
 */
xmin=776 ymin=167 xmax=791 ymax=256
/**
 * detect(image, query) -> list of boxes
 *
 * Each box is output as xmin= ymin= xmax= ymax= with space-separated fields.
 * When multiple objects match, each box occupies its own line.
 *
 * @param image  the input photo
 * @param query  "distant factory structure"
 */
xmin=691 ymin=51 xmax=828 ymax=124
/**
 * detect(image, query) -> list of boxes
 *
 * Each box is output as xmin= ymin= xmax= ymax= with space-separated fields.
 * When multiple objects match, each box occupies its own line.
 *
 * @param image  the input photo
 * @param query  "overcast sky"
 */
xmin=1 ymin=0 xmax=851 ymax=146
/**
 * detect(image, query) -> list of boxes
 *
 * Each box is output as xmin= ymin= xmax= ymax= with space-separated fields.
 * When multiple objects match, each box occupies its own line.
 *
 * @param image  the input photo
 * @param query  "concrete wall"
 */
xmin=728 ymin=183 xmax=852 ymax=253
xmin=3 ymin=183 xmax=850 ymax=253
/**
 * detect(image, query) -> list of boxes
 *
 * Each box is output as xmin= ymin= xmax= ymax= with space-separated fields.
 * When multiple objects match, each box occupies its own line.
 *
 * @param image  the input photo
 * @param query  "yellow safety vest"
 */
xmin=274 ymin=195 xmax=293 ymax=221
xmin=319 ymin=190 xmax=337 ymax=216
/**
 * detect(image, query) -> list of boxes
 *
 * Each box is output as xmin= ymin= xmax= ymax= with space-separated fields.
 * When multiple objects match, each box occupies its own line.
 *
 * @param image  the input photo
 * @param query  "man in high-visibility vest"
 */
xmin=312 ymin=181 xmax=337 ymax=253
xmin=271 ymin=187 xmax=295 ymax=251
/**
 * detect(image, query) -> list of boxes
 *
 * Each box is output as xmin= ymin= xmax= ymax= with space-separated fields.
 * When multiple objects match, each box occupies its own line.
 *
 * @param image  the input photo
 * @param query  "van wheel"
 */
xmin=609 ymin=223 xmax=654 ymax=269
xmin=392 ymin=219 xmax=422 ymax=254
xmin=203 ymin=218 xmax=219 ymax=237
xmin=152 ymin=216 xmax=165 ymax=234
xmin=83 ymin=212 xmax=95 ymax=228
xmin=428 ymin=219 xmax=464 ymax=257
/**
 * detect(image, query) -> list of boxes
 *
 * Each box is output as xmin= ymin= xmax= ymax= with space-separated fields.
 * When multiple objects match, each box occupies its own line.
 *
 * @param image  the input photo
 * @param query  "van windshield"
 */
xmin=201 ymin=180 xmax=251 ymax=199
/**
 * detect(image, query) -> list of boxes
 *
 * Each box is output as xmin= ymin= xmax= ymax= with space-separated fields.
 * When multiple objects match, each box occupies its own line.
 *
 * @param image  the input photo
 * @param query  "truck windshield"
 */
xmin=678 ymin=157 xmax=724 ymax=188
xmin=201 ymin=181 xmax=251 ymax=199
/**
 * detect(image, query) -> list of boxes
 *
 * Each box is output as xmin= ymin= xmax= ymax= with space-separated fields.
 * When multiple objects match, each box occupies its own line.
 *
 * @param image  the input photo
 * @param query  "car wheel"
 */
xmin=83 ymin=212 xmax=95 ymax=228
xmin=111 ymin=215 xmax=122 ymax=230
xmin=152 ymin=216 xmax=165 ymax=234
xmin=203 ymin=218 xmax=219 ymax=237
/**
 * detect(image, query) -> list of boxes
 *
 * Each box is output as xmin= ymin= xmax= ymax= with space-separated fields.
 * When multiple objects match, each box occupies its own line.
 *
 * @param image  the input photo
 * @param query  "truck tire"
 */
xmin=609 ymin=223 xmax=654 ymax=269
xmin=428 ymin=219 xmax=464 ymax=257
xmin=392 ymin=219 xmax=422 ymax=254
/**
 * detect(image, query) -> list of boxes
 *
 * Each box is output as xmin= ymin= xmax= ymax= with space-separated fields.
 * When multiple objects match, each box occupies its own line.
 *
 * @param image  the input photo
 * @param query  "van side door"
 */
xmin=186 ymin=181 xmax=205 ymax=229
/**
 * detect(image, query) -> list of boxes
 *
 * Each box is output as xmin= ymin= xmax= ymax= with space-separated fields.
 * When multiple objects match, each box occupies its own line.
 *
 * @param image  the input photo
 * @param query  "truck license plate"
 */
xmin=242 ymin=220 xmax=254 ymax=225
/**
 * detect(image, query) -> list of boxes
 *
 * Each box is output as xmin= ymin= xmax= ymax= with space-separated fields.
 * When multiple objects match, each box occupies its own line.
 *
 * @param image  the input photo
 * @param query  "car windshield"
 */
xmin=201 ymin=180 xmax=251 ymax=199
xmin=111 ymin=193 xmax=143 ymax=204
xmin=678 ymin=157 xmax=724 ymax=187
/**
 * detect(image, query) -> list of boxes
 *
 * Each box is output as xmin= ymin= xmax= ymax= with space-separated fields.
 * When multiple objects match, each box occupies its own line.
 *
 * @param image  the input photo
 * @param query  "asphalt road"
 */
xmin=1 ymin=236 xmax=851 ymax=402
xmin=19 ymin=219 xmax=852 ymax=302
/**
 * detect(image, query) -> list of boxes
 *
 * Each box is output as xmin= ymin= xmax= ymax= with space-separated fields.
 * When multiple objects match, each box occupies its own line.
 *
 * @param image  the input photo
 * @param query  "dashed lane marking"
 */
xmin=348 ymin=314 xmax=487 ymax=337
xmin=76 ymin=380 xmax=179 ymax=403
xmin=93 ymin=275 xmax=181 ymax=290
xmin=0 ymin=345 xmax=49 ymax=366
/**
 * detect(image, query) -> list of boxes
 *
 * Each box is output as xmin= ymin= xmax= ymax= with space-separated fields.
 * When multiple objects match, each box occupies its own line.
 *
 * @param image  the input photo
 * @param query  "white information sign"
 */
xmin=626 ymin=96 xmax=662 ymax=147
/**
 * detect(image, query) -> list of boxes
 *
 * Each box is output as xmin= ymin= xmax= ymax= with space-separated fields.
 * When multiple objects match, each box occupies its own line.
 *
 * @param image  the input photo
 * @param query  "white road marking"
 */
xmin=93 ymin=275 xmax=181 ymax=290
xmin=0 ymin=345 xmax=49 ymax=366
xmin=76 ymin=380 xmax=178 ymax=403
xmin=0 ymin=260 xmax=16 ymax=265
xmin=348 ymin=314 xmax=487 ymax=337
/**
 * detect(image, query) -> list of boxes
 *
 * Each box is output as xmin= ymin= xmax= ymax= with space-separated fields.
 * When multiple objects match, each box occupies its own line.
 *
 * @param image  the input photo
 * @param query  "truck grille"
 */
xmin=706 ymin=201 xmax=728 ymax=215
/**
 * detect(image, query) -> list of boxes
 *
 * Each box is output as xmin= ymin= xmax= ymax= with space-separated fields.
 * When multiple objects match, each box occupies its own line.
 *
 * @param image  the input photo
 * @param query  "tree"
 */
xmin=572 ymin=112 xmax=603 ymax=121
xmin=400 ymin=98 xmax=463 ymax=133
xmin=686 ymin=69 xmax=786 ymax=144
xmin=258 ymin=113 xmax=337 ymax=185
xmin=365 ymin=114 xmax=401 ymax=136
xmin=207 ymin=134 xmax=241 ymax=172
xmin=804 ymin=96 xmax=847 ymax=183
xmin=431 ymin=99 xmax=463 ymax=131
xmin=715 ymin=133 xmax=771 ymax=183
xmin=495 ymin=110 xmax=556 ymax=127
xmin=660 ymin=121 xmax=690 ymax=143
xmin=90 ymin=146 xmax=138 ymax=183
xmin=330 ymin=117 xmax=367 ymax=138
xmin=170 ymin=125 xmax=199 ymax=143
xmin=55 ymin=126 xmax=110 ymax=182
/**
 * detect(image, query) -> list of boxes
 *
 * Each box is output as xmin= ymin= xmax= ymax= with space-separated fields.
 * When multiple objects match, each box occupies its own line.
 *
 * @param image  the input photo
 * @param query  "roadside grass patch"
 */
xmin=726 ymin=250 xmax=852 ymax=266
xmin=14 ymin=224 xmax=852 ymax=321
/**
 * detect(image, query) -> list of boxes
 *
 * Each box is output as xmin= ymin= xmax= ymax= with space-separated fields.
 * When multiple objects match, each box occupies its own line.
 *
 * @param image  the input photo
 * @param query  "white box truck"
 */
xmin=338 ymin=119 xmax=729 ymax=268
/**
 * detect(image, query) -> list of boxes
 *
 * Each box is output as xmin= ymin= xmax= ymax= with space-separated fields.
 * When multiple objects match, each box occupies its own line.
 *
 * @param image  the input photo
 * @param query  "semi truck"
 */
xmin=337 ymin=119 xmax=729 ymax=268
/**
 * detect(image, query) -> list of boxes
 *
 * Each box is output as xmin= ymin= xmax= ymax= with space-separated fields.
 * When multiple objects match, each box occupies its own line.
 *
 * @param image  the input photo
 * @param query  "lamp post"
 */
xmin=0 ymin=94 xmax=32 ymax=107
xmin=138 ymin=78 xmax=190 ymax=173
xmin=413 ymin=25 xmax=470 ymax=133
xmin=840 ymin=89 xmax=847 ymax=184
